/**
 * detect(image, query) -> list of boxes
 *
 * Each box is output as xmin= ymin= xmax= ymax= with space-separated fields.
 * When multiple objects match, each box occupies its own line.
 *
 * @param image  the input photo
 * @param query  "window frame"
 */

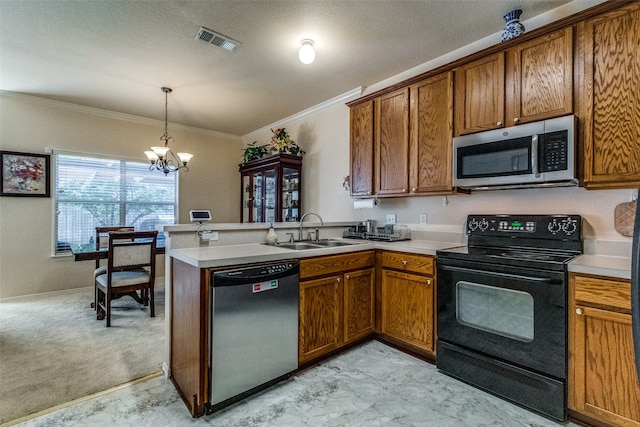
xmin=52 ymin=151 xmax=178 ymax=256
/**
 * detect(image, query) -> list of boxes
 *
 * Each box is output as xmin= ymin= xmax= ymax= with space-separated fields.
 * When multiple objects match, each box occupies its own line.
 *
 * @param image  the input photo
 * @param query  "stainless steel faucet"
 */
xmin=299 ymin=212 xmax=324 ymax=241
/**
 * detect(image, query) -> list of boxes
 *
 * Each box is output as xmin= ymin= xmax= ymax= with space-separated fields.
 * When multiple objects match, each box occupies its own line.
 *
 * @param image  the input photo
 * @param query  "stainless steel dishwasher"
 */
xmin=208 ymin=260 xmax=299 ymax=413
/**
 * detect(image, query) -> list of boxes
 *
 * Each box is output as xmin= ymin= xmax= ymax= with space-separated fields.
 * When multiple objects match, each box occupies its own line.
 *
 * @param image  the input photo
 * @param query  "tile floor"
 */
xmin=15 ymin=341 xmax=578 ymax=427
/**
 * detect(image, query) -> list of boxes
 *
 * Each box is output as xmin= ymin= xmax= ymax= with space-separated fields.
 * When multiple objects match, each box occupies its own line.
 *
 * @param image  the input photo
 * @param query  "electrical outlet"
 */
xmin=386 ymin=214 xmax=397 ymax=225
xmin=200 ymin=231 xmax=219 ymax=241
xmin=419 ymin=214 xmax=427 ymax=225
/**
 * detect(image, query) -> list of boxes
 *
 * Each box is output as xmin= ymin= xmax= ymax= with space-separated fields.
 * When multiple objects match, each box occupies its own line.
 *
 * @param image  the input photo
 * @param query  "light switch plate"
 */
xmin=386 ymin=214 xmax=397 ymax=225
xmin=420 ymin=214 xmax=428 ymax=225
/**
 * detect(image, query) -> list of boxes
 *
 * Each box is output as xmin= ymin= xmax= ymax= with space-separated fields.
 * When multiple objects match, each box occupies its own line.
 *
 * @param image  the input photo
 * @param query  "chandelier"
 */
xmin=144 ymin=87 xmax=193 ymax=175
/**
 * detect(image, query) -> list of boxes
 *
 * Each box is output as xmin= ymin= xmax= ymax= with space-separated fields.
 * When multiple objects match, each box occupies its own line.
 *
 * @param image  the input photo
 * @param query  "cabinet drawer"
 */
xmin=300 ymin=251 xmax=375 ymax=279
xmin=573 ymin=275 xmax=631 ymax=312
xmin=381 ymin=251 xmax=433 ymax=275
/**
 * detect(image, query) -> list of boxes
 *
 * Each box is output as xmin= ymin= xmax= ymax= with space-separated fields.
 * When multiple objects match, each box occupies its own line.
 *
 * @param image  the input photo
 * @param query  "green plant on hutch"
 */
xmin=241 ymin=141 xmax=269 ymax=165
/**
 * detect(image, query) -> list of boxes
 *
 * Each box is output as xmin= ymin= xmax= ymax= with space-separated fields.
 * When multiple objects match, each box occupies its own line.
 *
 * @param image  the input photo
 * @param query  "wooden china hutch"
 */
xmin=239 ymin=153 xmax=302 ymax=223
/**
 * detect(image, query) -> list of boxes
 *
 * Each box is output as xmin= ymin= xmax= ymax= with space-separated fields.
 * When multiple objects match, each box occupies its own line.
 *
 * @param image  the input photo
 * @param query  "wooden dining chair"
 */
xmin=94 ymin=226 xmax=135 ymax=274
xmin=94 ymin=230 xmax=158 ymax=327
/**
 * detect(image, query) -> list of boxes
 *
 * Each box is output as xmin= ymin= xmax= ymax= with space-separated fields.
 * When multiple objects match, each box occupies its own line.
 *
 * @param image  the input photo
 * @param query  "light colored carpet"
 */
xmin=0 ymin=286 xmax=164 ymax=424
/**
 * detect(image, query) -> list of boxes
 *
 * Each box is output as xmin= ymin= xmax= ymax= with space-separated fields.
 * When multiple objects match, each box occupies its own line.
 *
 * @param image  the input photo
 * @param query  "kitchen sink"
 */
xmin=308 ymin=240 xmax=354 ymax=247
xmin=273 ymin=239 xmax=359 ymax=250
xmin=275 ymin=242 xmax=322 ymax=250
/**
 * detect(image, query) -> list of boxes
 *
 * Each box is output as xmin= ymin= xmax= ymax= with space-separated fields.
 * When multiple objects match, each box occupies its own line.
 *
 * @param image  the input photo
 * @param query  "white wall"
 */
xmin=0 ymin=92 xmax=242 ymax=298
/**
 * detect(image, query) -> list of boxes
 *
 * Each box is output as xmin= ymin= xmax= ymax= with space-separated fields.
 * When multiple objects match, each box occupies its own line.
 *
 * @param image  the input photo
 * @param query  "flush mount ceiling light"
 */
xmin=145 ymin=87 xmax=193 ymax=175
xmin=298 ymin=39 xmax=315 ymax=64
xmin=194 ymin=27 xmax=241 ymax=52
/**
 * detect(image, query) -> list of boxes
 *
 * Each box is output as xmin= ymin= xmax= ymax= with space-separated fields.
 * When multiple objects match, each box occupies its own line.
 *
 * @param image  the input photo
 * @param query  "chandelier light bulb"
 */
xmin=145 ymin=87 xmax=193 ymax=175
xmin=298 ymin=39 xmax=315 ymax=64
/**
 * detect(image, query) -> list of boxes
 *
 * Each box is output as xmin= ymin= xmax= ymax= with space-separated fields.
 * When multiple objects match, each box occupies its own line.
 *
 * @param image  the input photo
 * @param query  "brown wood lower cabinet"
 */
xmin=378 ymin=251 xmax=435 ymax=357
xmin=569 ymin=273 xmax=640 ymax=427
xmin=298 ymin=251 xmax=375 ymax=365
xmin=170 ymin=258 xmax=210 ymax=417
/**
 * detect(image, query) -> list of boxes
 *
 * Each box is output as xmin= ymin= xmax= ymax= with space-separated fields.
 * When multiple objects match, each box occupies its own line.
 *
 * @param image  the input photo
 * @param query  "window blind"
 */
xmin=55 ymin=154 xmax=177 ymax=254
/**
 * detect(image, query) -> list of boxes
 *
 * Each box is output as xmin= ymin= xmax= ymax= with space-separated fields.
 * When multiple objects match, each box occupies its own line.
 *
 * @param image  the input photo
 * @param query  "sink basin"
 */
xmin=309 ymin=240 xmax=355 ymax=247
xmin=275 ymin=242 xmax=322 ymax=250
xmin=273 ymin=239 xmax=358 ymax=250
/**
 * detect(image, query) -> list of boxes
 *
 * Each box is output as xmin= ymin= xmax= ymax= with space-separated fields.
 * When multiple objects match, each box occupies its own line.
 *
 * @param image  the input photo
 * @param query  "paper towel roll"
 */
xmin=354 ymin=199 xmax=376 ymax=209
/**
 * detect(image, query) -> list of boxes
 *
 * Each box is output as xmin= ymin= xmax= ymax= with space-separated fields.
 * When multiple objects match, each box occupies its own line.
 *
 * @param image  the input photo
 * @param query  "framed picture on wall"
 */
xmin=1 ymin=151 xmax=51 ymax=197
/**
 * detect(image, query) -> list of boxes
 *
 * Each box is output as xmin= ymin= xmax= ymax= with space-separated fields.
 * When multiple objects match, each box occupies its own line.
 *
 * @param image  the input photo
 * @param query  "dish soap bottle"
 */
xmin=266 ymin=223 xmax=278 ymax=245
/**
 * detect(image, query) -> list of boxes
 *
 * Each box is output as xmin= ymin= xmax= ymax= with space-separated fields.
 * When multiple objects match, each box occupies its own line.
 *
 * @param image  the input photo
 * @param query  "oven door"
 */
xmin=437 ymin=258 xmax=567 ymax=379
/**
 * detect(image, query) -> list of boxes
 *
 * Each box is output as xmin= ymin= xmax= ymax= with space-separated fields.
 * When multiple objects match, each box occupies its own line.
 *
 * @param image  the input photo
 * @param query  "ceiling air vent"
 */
xmin=194 ymin=27 xmax=240 ymax=52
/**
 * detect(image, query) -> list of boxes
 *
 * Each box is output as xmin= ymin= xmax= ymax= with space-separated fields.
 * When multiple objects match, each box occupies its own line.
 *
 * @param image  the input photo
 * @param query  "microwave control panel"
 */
xmin=539 ymin=130 xmax=568 ymax=172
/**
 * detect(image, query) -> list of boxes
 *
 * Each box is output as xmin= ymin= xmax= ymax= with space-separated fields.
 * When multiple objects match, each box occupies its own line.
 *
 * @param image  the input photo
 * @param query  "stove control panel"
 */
xmin=466 ymin=214 xmax=582 ymax=240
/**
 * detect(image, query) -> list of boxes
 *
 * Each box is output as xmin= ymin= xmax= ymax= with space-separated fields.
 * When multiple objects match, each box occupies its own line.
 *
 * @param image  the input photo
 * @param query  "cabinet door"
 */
xmin=454 ymin=53 xmax=505 ymax=136
xmin=570 ymin=305 xmax=640 ymax=425
xmin=299 ymin=275 xmax=343 ymax=364
xmin=380 ymin=269 xmax=434 ymax=353
xmin=579 ymin=3 xmax=640 ymax=188
xmin=344 ymin=268 xmax=375 ymax=344
xmin=375 ymin=87 xmax=410 ymax=195
xmin=350 ymin=101 xmax=375 ymax=197
xmin=506 ymin=27 xmax=573 ymax=125
xmin=409 ymin=72 xmax=454 ymax=194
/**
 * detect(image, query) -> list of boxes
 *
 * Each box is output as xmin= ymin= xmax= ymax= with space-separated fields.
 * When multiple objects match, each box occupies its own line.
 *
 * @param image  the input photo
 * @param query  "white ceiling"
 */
xmin=0 ymin=0 xmax=572 ymax=136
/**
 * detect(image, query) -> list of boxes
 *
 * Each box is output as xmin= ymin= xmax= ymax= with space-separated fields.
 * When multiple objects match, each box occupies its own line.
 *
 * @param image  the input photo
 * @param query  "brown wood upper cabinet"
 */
xmin=410 ymin=72 xmax=454 ymax=194
xmin=454 ymin=27 xmax=573 ymax=136
xmin=375 ymin=87 xmax=410 ymax=195
xmin=370 ymin=72 xmax=453 ymax=197
xmin=578 ymin=2 xmax=640 ymax=189
xmin=349 ymin=101 xmax=375 ymax=197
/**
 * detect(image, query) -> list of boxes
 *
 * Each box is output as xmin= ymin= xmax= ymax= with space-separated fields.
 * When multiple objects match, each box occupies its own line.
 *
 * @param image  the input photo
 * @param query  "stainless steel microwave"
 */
xmin=453 ymin=115 xmax=577 ymax=190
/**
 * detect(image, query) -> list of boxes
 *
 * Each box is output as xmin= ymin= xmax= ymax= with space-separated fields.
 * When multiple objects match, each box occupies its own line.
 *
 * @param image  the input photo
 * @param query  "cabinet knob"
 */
xmin=411 ymin=187 xmax=417 ymax=192
xmin=402 ymin=188 xmax=407 ymax=193
xmin=513 ymin=117 xmax=520 ymax=123
xmin=496 ymin=121 xmax=503 ymax=126
xmin=366 ymin=191 xmax=371 ymax=195
xmin=337 ymin=277 xmax=342 ymax=283
xmin=576 ymin=308 xmax=583 ymax=315
xmin=426 ymin=279 xmax=431 ymax=285
xmin=402 ymin=260 xmax=407 ymax=266
xmin=345 ymin=274 xmax=351 ymax=280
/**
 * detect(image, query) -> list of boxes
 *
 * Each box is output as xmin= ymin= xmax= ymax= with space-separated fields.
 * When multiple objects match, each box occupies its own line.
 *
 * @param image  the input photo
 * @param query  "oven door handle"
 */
xmin=438 ymin=265 xmax=562 ymax=284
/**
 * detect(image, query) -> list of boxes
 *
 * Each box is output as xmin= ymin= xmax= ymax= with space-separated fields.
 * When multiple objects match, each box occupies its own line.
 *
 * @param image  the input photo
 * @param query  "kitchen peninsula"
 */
xmin=165 ymin=222 xmax=460 ymax=417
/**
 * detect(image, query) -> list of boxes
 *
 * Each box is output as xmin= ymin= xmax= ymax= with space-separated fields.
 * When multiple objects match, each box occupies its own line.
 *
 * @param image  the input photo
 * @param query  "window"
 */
xmin=55 ymin=154 xmax=177 ymax=254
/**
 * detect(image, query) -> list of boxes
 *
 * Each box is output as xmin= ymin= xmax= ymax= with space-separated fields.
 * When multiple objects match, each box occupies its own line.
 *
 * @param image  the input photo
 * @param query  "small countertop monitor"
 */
xmin=189 ymin=210 xmax=212 ymax=223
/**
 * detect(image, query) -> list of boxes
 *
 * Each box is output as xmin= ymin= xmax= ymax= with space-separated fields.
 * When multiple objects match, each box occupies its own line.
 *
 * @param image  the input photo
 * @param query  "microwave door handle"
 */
xmin=531 ymin=134 xmax=540 ymax=177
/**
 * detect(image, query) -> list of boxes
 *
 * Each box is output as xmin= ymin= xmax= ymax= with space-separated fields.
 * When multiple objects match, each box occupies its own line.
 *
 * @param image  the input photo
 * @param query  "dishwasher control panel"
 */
xmin=262 ymin=262 xmax=297 ymax=275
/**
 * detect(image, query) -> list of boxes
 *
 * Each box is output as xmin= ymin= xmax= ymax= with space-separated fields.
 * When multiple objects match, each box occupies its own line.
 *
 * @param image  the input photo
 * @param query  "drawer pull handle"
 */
xmin=337 ymin=278 xmax=342 ymax=283
xmin=402 ymin=260 xmax=407 ymax=266
xmin=576 ymin=308 xmax=583 ymax=315
xmin=345 ymin=274 xmax=351 ymax=280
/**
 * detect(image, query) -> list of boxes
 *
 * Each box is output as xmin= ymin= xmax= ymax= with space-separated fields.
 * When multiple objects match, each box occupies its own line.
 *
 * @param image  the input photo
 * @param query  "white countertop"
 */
xmin=169 ymin=239 xmax=632 ymax=280
xmin=168 ymin=239 xmax=459 ymax=269
xmin=568 ymin=254 xmax=632 ymax=280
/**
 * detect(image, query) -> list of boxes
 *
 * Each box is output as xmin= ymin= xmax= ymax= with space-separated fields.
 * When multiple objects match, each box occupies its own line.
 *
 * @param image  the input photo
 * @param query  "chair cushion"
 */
xmin=95 ymin=269 xmax=150 ymax=288
xmin=94 ymin=266 xmax=107 ymax=278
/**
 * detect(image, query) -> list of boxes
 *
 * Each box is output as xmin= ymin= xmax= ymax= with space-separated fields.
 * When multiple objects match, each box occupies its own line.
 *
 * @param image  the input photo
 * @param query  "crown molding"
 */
xmin=0 ymin=90 xmax=240 ymax=140
xmin=242 ymin=87 xmax=362 ymax=141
